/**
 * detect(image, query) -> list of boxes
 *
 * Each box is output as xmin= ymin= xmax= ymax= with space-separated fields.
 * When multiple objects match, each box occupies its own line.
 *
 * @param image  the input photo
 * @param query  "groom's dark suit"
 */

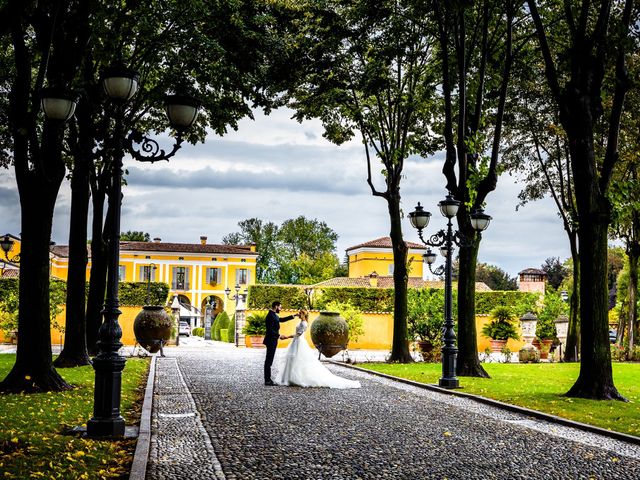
xmin=263 ymin=309 xmax=295 ymax=384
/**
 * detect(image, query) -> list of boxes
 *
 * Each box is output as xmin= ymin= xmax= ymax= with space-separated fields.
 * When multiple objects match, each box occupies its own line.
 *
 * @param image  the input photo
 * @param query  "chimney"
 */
xmin=250 ymin=242 xmax=257 ymax=252
xmin=368 ymin=271 xmax=379 ymax=288
xmin=153 ymin=237 xmax=161 ymax=243
xmin=200 ymin=236 xmax=207 ymax=245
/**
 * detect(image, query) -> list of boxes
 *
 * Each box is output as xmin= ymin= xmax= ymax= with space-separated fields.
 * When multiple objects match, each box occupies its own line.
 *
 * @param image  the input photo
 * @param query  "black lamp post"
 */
xmin=87 ymin=66 xmax=199 ymax=438
xmin=408 ymin=194 xmax=491 ymax=389
xmin=0 ymin=235 xmax=20 ymax=264
xmin=304 ymin=287 xmax=314 ymax=310
xmin=225 ymin=284 xmax=247 ymax=347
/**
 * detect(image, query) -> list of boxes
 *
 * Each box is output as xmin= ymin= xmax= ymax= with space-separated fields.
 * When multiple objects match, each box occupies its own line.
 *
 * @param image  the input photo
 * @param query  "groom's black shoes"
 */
xmin=264 ymin=380 xmax=276 ymax=386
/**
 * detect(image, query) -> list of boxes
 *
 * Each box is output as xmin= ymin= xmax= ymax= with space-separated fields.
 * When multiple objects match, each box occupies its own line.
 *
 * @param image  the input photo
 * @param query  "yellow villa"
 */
xmin=346 ymin=236 xmax=426 ymax=279
xmin=2 ymin=233 xmax=257 ymax=330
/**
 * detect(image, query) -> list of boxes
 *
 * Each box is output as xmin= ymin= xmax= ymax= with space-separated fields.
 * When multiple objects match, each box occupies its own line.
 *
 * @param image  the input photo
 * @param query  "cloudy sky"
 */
xmin=1 ymin=107 xmax=570 ymax=277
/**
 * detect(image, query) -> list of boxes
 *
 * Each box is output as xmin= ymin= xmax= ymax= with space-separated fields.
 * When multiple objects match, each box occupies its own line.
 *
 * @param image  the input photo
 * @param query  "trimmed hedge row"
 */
xmin=0 ymin=278 xmax=169 ymax=307
xmin=116 ymin=282 xmax=170 ymax=306
xmin=247 ymin=285 xmax=308 ymax=310
xmin=247 ymin=284 xmax=538 ymax=314
xmin=315 ymin=287 xmax=395 ymax=312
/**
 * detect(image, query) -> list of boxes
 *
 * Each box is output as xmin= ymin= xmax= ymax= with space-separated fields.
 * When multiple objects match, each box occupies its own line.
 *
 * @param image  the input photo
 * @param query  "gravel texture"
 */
xmin=146 ymin=341 xmax=640 ymax=479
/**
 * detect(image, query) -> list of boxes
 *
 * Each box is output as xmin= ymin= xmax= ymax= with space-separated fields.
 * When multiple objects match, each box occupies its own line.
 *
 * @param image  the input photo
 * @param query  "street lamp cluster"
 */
xmin=0 ymin=235 xmax=20 ymax=275
xmin=38 ymin=67 xmax=200 ymax=438
xmin=408 ymin=194 xmax=491 ymax=389
xmin=226 ymin=284 xmax=247 ymax=347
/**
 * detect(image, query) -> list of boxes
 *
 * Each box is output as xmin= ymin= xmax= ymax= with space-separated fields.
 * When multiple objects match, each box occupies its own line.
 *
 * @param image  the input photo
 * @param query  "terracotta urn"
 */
xmin=133 ymin=305 xmax=173 ymax=353
xmin=489 ymin=339 xmax=507 ymax=352
xmin=310 ymin=311 xmax=349 ymax=358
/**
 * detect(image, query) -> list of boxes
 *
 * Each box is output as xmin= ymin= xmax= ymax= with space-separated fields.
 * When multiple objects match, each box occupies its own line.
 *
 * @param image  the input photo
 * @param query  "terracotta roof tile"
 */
xmin=50 ymin=241 xmax=257 ymax=258
xmin=1 ymin=269 xmax=19 ymax=278
xmin=120 ymin=241 xmax=257 ymax=256
xmin=346 ymin=236 xmax=426 ymax=252
xmin=518 ymin=268 xmax=546 ymax=276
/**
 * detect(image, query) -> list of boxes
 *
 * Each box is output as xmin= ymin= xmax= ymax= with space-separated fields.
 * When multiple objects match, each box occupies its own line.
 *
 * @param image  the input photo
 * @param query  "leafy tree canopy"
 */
xmin=541 ymin=257 xmax=568 ymax=291
xmin=223 ymin=216 xmax=341 ymax=284
xmin=475 ymin=263 xmax=517 ymax=291
xmin=121 ymin=231 xmax=150 ymax=242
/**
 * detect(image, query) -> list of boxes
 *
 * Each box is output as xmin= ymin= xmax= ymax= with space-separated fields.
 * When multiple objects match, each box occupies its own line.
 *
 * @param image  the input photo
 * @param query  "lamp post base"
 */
xmin=86 ymin=417 xmax=126 ymax=438
xmin=438 ymin=377 xmax=460 ymax=389
xmin=87 ymin=355 xmax=126 ymax=438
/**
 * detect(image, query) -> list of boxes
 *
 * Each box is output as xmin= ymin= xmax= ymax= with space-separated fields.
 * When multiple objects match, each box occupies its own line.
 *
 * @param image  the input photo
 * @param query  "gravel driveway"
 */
xmin=146 ymin=341 xmax=640 ymax=480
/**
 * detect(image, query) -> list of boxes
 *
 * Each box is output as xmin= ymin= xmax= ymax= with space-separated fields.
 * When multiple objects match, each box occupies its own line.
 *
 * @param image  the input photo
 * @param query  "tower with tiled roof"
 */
xmin=345 ymin=236 xmax=426 ymax=279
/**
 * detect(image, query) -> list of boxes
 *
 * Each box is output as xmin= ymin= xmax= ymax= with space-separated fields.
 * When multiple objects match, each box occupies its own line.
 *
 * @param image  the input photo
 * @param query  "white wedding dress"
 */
xmin=276 ymin=321 xmax=361 ymax=389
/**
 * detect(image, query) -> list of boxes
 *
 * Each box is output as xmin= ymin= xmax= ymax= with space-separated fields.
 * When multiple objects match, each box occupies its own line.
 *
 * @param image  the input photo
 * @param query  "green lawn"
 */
xmin=0 ymin=354 xmax=149 ymax=479
xmin=358 ymin=361 xmax=640 ymax=437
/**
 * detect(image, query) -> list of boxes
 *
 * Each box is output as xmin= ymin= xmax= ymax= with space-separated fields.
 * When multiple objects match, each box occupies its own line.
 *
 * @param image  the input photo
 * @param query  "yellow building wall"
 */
xmin=0 ymin=309 xmax=522 ymax=352
xmin=244 ymin=310 xmax=524 ymax=352
xmin=348 ymin=251 xmax=424 ymax=278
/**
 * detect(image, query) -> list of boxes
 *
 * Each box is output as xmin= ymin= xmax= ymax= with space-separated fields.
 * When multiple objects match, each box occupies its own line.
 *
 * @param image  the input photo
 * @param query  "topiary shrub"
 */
xmin=212 ymin=312 xmax=230 ymax=341
xmin=192 ymin=327 xmax=204 ymax=337
xmin=227 ymin=314 xmax=236 ymax=343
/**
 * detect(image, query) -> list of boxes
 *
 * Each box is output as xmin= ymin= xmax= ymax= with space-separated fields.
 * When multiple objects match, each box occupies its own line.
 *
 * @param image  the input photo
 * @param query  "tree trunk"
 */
xmin=387 ymin=193 xmax=412 ymax=363
xmin=53 ymin=152 xmax=91 ymax=368
xmin=0 ymin=128 xmax=71 ymax=392
xmin=456 ymin=220 xmax=489 ymax=378
xmin=86 ymin=188 xmax=109 ymax=356
xmin=564 ymin=232 xmax=580 ymax=362
xmin=626 ymin=239 xmax=638 ymax=360
xmin=565 ymin=217 xmax=624 ymax=400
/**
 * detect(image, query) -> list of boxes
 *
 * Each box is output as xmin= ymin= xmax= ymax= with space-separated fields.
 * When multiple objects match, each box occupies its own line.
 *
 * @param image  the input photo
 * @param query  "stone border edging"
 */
xmin=329 ymin=360 xmax=640 ymax=447
xmin=129 ymin=355 xmax=157 ymax=480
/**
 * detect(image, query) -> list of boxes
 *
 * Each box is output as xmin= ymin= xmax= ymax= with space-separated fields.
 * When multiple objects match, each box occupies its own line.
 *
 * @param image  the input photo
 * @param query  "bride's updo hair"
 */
xmin=298 ymin=309 xmax=309 ymax=321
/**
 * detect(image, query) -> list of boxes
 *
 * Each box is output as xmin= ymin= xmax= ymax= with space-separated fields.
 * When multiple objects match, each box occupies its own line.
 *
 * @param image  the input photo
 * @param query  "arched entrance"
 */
xmin=201 ymin=295 xmax=223 ymax=331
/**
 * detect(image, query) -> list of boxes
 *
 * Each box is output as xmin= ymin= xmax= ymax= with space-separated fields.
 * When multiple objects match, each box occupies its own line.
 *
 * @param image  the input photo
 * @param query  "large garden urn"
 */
xmin=310 ymin=311 xmax=349 ymax=358
xmin=519 ymin=312 xmax=538 ymax=348
xmin=518 ymin=312 xmax=540 ymax=363
xmin=134 ymin=305 xmax=173 ymax=353
xmin=554 ymin=315 xmax=569 ymax=358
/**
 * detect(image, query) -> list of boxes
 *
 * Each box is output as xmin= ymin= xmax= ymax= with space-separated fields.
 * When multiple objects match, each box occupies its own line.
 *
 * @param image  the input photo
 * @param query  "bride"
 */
xmin=276 ymin=310 xmax=361 ymax=389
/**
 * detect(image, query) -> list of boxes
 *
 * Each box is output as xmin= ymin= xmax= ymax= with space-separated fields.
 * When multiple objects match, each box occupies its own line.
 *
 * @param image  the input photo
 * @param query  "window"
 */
xmin=118 ymin=265 xmax=126 ymax=281
xmin=388 ymin=264 xmax=394 ymax=275
xmin=139 ymin=265 xmax=156 ymax=282
xmin=172 ymin=266 xmax=190 ymax=290
xmin=236 ymin=268 xmax=249 ymax=285
xmin=206 ymin=267 xmax=221 ymax=285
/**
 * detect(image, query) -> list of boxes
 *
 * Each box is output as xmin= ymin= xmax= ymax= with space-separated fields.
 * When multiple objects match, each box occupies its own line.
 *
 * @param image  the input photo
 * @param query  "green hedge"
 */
xmin=315 ymin=287 xmax=395 ymax=312
xmin=0 ymin=279 xmax=20 ymax=303
xmin=247 ymin=285 xmax=308 ymax=310
xmin=118 ymin=282 xmax=170 ymax=306
xmin=192 ymin=327 xmax=204 ymax=337
xmin=227 ymin=314 xmax=236 ymax=343
xmin=475 ymin=291 xmax=540 ymax=315
xmin=247 ymin=283 xmax=538 ymax=314
xmin=212 ymin=311 xmax=230 ymax=341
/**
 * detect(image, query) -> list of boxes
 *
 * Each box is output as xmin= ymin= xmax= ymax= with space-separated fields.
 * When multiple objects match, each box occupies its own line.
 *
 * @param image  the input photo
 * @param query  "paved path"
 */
xmin=146 ymin=342 xmax=640 ymax=479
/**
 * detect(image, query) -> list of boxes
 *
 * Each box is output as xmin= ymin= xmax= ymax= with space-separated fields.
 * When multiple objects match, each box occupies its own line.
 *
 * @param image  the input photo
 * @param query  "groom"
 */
xmin=263 ymin=301 xmax=296 ymax=385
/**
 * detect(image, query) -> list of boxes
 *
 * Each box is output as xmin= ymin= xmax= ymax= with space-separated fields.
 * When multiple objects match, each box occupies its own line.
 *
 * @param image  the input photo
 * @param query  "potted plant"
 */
xmin=481 ymin=306 xmax=520 ymax=352
xmin=407 ymin=289 xmax=444 ymax=361
xmin=242 ymin=311 xmax=267 ymax=348
xmin=535 ymin=289 xmax=564 ymax=359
